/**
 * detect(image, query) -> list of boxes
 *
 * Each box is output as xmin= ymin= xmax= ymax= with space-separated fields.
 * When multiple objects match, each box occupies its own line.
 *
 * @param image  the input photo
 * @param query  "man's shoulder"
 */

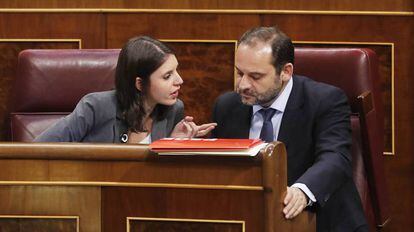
xmin=294 ymin=75 xmax=336 ymax=89
xmin=215 ymin=91 xmax=241 ymax=106
xmin=214 ymin=92 xmax=249 ymax=116
xmin=294 ymin=75 xmax=346 ymax=99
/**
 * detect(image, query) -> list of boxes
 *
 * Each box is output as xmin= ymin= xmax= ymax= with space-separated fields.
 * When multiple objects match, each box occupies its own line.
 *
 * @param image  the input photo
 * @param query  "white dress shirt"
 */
xmin=139 ymin=134 xmax=151 ymax=144
xmin=249 ymin=77 xmax=316 ymax=205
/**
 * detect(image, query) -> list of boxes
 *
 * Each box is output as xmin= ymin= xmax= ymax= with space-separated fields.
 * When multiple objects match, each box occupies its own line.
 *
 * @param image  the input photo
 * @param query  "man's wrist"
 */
xmin=291 ymin=183 xmax=316 ymax=207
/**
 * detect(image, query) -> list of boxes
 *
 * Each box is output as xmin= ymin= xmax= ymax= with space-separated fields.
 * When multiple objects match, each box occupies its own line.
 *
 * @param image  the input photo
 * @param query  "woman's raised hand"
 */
xmin=170 ymin=116 xmax=217 ymax=138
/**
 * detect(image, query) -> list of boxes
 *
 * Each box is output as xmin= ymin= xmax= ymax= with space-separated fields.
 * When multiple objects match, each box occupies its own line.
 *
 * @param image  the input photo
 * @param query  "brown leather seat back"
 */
xmin=295 ymin=48 xmax=383 ymax=118
xmin=10 ymin=49 xmax=120 ymax=141
xmin=295 ymin=47 xmax=389 ymax=230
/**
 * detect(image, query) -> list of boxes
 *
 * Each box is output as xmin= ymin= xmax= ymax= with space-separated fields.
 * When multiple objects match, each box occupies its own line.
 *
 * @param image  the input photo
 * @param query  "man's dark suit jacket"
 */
xmin=212 ymin=75 xmax=367 ymax=232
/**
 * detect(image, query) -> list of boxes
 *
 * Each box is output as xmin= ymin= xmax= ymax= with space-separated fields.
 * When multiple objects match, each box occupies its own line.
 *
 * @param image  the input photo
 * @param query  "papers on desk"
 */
xmin=149 ymin=138 xmax=266 ymax=156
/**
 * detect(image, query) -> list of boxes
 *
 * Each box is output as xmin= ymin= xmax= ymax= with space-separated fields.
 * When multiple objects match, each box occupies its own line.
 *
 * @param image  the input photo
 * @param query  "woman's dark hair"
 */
xmin=115 ymin=36 xmax=173 ymax=132
xmin=238 ymin=26 xmax=294 ymax=75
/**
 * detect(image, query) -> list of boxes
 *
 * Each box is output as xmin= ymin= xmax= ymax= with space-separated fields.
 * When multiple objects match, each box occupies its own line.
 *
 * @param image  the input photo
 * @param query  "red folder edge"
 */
xmin=149 ymin=138 xmax=263 ymax=152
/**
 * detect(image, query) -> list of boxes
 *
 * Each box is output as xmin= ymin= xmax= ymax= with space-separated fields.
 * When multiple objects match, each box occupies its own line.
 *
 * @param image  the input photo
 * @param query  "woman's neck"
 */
xmin=143 ymin=98 xmax=156 ymax=119
xmin=141 ymin=98 xmax=155 ymax=132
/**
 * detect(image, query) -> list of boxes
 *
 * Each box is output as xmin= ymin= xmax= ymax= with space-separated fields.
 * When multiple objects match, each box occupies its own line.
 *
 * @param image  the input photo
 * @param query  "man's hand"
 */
xmin=283 ymin=187 xmax=308 ymax=219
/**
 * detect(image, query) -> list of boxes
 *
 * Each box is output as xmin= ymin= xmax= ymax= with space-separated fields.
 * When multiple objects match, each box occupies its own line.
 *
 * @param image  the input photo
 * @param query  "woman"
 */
xmin=35 ymin=36 xmax=216 ymax=143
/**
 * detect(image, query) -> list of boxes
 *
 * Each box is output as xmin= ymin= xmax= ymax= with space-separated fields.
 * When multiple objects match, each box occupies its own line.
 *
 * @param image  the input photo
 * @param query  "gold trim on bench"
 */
xmin=0 ymin=181 xmax=263 ymax=191
xmin=0 ymin=8 xmax=412 ymax=16
xmin=127 ymin=217 xmax=245 ymax=232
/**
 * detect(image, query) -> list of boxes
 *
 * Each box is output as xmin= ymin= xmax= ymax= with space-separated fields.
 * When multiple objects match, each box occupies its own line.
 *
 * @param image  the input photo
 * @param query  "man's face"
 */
xmin=235 ymin=42 xmax=289 ymax=107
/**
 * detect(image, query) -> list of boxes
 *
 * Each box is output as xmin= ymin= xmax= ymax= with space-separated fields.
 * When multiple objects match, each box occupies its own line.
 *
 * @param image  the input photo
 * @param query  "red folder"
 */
xmin=149 ymin=138 xmax=263 ymax=152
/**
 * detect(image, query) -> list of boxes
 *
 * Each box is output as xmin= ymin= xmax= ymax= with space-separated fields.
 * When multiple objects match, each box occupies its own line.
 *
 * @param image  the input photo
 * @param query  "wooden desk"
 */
xmin=0 ymin=142 xmax=315 ymax=232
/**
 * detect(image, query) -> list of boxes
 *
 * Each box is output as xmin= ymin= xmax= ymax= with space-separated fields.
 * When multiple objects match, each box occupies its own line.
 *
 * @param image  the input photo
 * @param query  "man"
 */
xmin=212 ymin=26 xmax=367 ymax=231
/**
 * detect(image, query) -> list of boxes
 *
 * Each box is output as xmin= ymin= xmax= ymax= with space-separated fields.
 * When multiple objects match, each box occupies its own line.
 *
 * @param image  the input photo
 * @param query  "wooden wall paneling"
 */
xmin=106 ymin=13 xmax=260 ymax=47
xmin=382 ymin=16 xmax=414 ymax=232
xmin=0 ymin=215 xmax=78 ymax=232
xmin=261 ymin=14 xmax=409 ymax=42
xmin=0 ymin=0 xmax=412 ymax=11
xmin=102 ymin=187 xmax=262 ymax=232
xmin=162 ymin=41 xmax=236 ymax=124
xmin=0 ymin=13 xmax=105 ymax=48
xmin=0 ymin=186 xmax=101 ymax=232
xmin=0 ymin=0 xmax=117 ymax=9
xmin=217 ymin=0 xmax=414 ymax=11
xmin=122 ymin=0 xmax=219 ymax=9
xmin=0 ymin=40 xmax=79 ymax=141
xmin=128 ymin=217 xmax=244 ymax=232
xmin=0 ymin=159 xmax=262 ymax=186
xmin=0 ymin=0 xmax=219 ymax=9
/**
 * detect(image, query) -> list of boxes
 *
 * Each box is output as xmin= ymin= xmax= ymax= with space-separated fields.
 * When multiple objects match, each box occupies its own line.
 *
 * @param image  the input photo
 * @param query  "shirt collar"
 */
xmin=252 ymin=76 xmax=293 ymax=115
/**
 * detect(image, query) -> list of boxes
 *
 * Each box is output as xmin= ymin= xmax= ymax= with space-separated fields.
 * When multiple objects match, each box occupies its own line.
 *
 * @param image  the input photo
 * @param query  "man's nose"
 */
xmin=237 ymin=75 xmax=251 ymax=90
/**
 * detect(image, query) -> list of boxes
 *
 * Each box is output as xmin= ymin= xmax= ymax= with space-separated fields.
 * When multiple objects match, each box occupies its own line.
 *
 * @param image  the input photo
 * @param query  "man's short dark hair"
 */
xmin=238 ymin=26 xmax=294 ymax=74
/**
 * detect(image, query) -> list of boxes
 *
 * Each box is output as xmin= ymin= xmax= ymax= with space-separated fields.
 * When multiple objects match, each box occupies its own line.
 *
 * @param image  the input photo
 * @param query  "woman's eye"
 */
xmin=163 ymin=74 xmax=172 ymax=80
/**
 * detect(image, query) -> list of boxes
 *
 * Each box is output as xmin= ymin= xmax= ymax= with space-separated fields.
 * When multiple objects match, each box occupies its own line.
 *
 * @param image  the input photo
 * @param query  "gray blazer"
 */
xmin=34 ymin=90 xmax=184 ymax=143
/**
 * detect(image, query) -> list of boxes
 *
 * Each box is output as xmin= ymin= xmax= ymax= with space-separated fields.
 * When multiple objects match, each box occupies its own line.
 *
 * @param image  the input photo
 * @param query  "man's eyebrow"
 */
xmin=235 ymin=66 xmax=264 ymax=77
xmin=249 ymin=72 xmax=265 ymax=76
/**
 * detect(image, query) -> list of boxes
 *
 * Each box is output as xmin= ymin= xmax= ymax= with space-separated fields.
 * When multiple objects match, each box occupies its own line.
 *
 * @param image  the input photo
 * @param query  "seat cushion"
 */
xmin=10 ymin=113 xmax=68 ymax=142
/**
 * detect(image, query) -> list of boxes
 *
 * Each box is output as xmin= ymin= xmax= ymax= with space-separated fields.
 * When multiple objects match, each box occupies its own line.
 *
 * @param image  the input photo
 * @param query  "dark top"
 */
xmin=212 ymin=75 xmax=367 ymax=232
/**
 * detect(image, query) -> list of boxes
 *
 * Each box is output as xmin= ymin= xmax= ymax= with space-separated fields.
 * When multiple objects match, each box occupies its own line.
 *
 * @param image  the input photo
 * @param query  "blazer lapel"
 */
xmin=151 ymin=118 xmax=167 ymax=141
xmin=231 ymin=97 xmax=252 ymax=138
xmin=114 ymin=109 xmax=128 ymax=143
xmin=114 ymin=105 xmax=167 ymax=143
xmin=278 ymin=76 xmax=305 ymax=148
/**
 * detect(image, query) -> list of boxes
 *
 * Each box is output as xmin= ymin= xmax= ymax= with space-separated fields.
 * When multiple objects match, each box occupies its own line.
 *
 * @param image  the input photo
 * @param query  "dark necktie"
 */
xmin=259 ymin=108 xmax=277 ymax=142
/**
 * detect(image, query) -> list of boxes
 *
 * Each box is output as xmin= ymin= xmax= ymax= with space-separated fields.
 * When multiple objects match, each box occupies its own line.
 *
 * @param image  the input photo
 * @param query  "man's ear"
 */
xmin=135 ymin=77 xmax=142 ymax=91
xmin=281 ymin=63 xmax=293 ymax=82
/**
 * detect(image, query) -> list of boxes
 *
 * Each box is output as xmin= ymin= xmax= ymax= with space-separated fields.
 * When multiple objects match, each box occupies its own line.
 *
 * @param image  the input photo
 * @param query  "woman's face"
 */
xmin=146 ymin=54 xmax=183 ymax=107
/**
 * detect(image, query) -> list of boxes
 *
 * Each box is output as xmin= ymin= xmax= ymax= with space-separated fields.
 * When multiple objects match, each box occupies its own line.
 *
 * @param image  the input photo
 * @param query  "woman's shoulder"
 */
xmin=78 ymin=90 xmax=117 ymax=117
xmin=82 ymin=90 xmax=116 ymax=103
